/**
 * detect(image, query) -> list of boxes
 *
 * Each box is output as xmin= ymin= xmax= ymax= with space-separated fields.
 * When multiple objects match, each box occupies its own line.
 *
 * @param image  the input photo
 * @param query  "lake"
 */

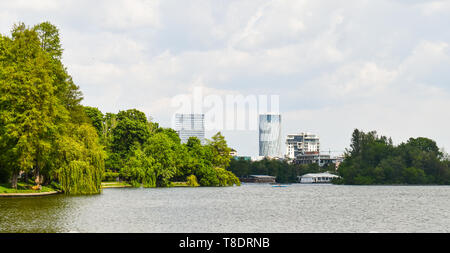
xmin=1 ymin=184 xmax=449 ymax=233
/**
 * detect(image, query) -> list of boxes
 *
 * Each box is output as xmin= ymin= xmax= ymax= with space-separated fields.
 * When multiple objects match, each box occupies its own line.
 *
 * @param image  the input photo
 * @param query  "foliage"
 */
xmin=0 ymin=22 xmax=104 ymax=194
xmin=338 ymin=129 xmax=450 ymax=185
xmin=208 ymin=132 xmax=232 ymax=169
xmin=84 ymin=106 xmax=105 ymax=137
xmin=103 ymin=171 xmax=120 ymax=182
xmin=54 ymin=123 xmax=105 ymax=194
xmin=120 ymin=144 xmax=156 ymax=188
xmin=186 ymin=175 xmax=200 ymax=187
xmin=214 ymin=167 xmax=241 ymax=187
xmin=111 ymin=109 xmax=150 ymax=155
xmin=0 ymin=182 xmax=57 ymax=194
xmin=0 ymin=22 xmax=241 ymax=193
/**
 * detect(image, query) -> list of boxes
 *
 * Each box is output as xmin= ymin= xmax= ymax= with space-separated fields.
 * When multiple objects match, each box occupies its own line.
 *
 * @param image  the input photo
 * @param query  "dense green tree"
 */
xmin=144 ymin=132 xmax=179 ymax=187
xmin=111 ymin=109 xmax=150 ymax=155
xmin=207 ymin=132 xmax=232 ymax=169
xmin=0 ymin=23 xmax=67 ymax=187
xmin=0 ymin=22 xmax=104 ymax=194
xmin=84 ymin=106 xmax=105 ymax=137
xmin=33 ymin=22 xmax=83 ymax=113
xmin=338 ymin=129 xmax=450 ymax=185
xmin=120 ymin=144 xmax=156 ymax=188
xmin=0 ymin=22 xmax=241 ymax=192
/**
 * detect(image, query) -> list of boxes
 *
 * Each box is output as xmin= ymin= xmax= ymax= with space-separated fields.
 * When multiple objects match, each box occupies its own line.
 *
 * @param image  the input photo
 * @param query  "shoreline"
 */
xmin=0 ymin=191 xmax=61 ymax=198
xmin=101 ymin=182 xmax=132 ymax=189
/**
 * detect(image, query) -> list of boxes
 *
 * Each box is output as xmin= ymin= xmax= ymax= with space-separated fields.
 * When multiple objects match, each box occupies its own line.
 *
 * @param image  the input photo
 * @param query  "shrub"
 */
xmin=103 ymin=171 xmax=120 ymax=182
xmin=186 ymin=175 xmax=200 ymax=187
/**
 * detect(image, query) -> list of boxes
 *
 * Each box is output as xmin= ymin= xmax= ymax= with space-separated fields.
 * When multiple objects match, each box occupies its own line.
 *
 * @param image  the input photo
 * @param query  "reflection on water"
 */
xmin=1 ymin=184 xmax=449 ymax=233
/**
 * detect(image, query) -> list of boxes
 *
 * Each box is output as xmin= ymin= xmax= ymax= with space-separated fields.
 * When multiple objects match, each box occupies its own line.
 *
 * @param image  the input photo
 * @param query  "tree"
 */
xmin=53 ymin=123 xmax=105 ymax=194
xmin=0 ymin=23 xmax=66 ymax=187
xmin=111 ymin=109 xmax=150 ymax=155
xmin=84 ymin=106 xmax=105 ymax=137
xmin=33 ymin=22 xmax=83 ymax=113
xmin=144 ymin=132 xmax=178 ymax=187
xmin=338 ymin=129 xmax=450 ymax=185
xmin=33 ymin=21 xmax=63 ymax=59
xmin=120 ymin=144 xmax=156 ymax=188
xmin=0 ymin=22 xmax=106 ymax=194
xmin=207 ymin=132 xmax=232 ymax=169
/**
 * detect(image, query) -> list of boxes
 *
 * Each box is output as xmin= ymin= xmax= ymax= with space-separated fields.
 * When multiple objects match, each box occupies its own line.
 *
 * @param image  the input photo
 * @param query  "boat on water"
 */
xmin=272 ymin=184 xmax=288 ymax=188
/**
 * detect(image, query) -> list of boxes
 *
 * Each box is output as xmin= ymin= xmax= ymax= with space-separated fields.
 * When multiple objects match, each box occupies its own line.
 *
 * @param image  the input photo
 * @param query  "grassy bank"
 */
xmin=101 ymin=181 xmax=132 ymax=188
xmin=0 ymin=183 xmax=57 ymax=194
xmin=171 ymin=182 xmax=191 ymax=187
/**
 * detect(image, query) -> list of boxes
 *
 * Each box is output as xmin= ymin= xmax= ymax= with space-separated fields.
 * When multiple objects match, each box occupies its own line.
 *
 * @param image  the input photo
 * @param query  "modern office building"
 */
xmin=174 ymin=114 xmax=205 ymax=144
xmin=259 ymin=114 xmax=282 ymax=157
xmin=286 ymin=132 xmax=320 ymax=159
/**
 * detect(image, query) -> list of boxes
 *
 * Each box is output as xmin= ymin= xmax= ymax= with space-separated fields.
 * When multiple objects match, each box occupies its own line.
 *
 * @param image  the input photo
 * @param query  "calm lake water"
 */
xmin=1 ymin=184 xmax=449 ymax=233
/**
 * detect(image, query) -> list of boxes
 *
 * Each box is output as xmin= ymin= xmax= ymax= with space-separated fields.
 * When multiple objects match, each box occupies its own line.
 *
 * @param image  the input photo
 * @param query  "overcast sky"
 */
xmin=1 ymin=0 xmax=450 ymax=157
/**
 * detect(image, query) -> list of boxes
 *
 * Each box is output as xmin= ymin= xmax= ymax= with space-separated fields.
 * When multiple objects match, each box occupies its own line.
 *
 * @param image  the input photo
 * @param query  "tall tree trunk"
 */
xmin=11 ymin=170 xmax=18 ymax=189
xmin=34 ymin=166 xmax=43 ymax=185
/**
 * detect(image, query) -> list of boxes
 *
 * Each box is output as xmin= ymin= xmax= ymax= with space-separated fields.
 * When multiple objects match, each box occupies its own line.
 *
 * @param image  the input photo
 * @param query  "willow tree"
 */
xmin=52 ymin=123 xmax=105 ymax=194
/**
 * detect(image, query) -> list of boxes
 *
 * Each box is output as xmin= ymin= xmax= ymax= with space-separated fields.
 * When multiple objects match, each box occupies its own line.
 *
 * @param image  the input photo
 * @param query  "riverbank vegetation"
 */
xmin=0 ymin=22 xmax=105 ymax=195
xmin=228 ymin=129 xmax=450 ymax=186
xmin=86 ymin=107 xmax=241 ymax=188
xmin=0 ymin=22 xmax=240 ymax=195
xmin=0 ymin=182 xmax=57 ymax=194
xmin=337 ymin=129 xmax=450 ymax=185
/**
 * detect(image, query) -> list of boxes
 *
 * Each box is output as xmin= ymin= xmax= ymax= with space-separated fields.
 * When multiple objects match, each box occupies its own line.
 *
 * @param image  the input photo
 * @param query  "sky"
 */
xmin=1 ymin=0 xmax=450 ymax=157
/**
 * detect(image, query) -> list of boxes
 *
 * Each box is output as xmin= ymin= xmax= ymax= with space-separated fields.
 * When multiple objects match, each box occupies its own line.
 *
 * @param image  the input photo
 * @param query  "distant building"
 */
xmin=233 ymin=156 xmax=252 ymax=161
xmin=240 ymin=175 xmax=276 ymax=183
xmin=230 ymin=149 xmax=238 ymax=156
xmin=299 ymin=172 xmax=340 ymax=184
xmin=259 ymin=114 xmax=282 ymax=158
xmin=286 ymin=132 xmax=320 ymax=159
xmin=295 ymin=153 xmax=343 ymax=169
xmin=174 ymin=114 xmax=205 ymax=144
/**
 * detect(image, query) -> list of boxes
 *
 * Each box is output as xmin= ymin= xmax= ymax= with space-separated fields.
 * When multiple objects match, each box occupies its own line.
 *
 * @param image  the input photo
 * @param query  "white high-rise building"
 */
xmin=286 ymin=132 xmax=320 ymax=159
xmin=259 ymin=114 xmax=282 ymax=157
xmin=174 ymin=114 xmax=205 ymax=144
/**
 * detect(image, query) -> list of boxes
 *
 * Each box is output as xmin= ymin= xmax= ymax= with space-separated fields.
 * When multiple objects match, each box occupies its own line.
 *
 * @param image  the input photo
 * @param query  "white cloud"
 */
xmin=1 ymin=0 xmax=449 ymax=156
xmin=100 ymin=0 xmax=161 ymax=30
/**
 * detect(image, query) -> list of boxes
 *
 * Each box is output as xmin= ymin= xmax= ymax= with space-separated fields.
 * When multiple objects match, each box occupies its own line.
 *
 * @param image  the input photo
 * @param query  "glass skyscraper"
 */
xmin=174 ymin=114 xmax=205 ymax=144
xmin=259 ymin=114 xmax=282 ymax=157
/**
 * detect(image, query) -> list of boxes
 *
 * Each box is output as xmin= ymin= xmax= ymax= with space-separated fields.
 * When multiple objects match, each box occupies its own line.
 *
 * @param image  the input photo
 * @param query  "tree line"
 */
xmin=0 ymin=22 xmax=239 ymax=194
xmin=337 ymin=129 xmax=450 ymax=185
xmin=228 ymin=129 xmax=450 ymax=185
xmin=84 ymin=107 xmax=240 ymax=188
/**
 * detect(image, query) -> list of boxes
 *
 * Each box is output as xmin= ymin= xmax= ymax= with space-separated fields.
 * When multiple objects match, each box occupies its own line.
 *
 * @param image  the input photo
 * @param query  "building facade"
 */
xmin=298 ymin=172 xmax=340 ymax=184
xmin=174 ymin=114 xmax=205 ymax=144
xmin=294 ymin=153 xmax=344 ymax=169
xmin=285 ymin=132 xmax=320 ymax=159
xmin=259 ymin=114 xmax=282 ymax=157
